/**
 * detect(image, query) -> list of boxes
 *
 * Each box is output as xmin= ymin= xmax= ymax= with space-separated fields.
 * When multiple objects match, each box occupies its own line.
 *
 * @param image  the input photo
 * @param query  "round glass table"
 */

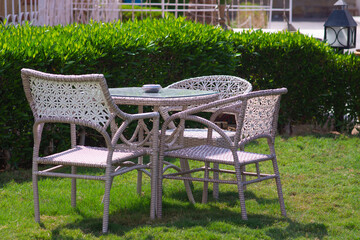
xmin=109 ymin=87 xmax=219 ymax=106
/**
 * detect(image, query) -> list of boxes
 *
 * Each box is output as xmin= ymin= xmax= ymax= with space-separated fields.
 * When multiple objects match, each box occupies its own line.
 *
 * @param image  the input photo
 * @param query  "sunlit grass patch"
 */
xmin=0 ymin=135 xmax=359 ymax=239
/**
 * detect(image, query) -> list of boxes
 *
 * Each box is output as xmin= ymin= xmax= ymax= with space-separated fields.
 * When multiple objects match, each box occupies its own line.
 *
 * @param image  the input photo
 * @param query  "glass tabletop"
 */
xmin=109 ymin=87 xmax=217 ymax=98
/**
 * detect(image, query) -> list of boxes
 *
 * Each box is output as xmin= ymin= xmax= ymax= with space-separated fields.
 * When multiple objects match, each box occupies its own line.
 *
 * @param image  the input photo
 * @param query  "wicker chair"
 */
xmin=21 ymin=68 xmax=159 ymax=234
xmin=162 ymin=75 xmax=252 ymax=146
xmin=157 ymin=88 xmax=288 ymax=220
xmin=162 ymin=75 xmax=252 ymax=200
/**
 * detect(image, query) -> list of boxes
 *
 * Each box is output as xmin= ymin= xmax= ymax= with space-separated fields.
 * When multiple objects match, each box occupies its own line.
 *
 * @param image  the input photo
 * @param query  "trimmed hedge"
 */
xmin=1 ymin=17 xmax=360 ymax=168
xmin=233 ymin=30 xmax=336 ymax=126
xmin=232 ymin=30 xmax=360 ymax=129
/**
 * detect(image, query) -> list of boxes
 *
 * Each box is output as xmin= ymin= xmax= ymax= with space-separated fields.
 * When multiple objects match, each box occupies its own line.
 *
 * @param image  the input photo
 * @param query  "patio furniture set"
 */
xmin=21 ymin=68 xmax=287 ymax=234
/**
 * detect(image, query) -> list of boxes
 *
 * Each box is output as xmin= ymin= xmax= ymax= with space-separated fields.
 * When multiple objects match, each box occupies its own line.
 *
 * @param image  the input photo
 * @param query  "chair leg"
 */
xmin=101 ymin=166 xmax=116 ymax=204
xmin=157 ymin=156 xmax=164 ymax=218
xmin=202 ymin=162 xmax=210 ymax=204
xmin=33 ymin=172 xmax=40 ymax=223
xmin=240 ymin=146 xmax=246 ymax=191
xmin=71 ymin=166 xmax=77 ymax=208
xmin=102 ymin=174 xmax=113 ymax=234
xmin=180 ymin=158 xmax=195 ymax=204
xmin=240 ymin=165 xmax=247 ymax=191
xmin=272 ymin=159 xmax=287 ymax=217
xmin=235 ymin=165 xmax=248 ymax=220
xmin=149 ymin=152 xmax=157 ymax=220
xmin=137 ymin=156 xmax=143 ymax=195
xmin=137 ymin=106 xmax=145 ymax=195
xmin=212 ymin=163 xmax=219 ymax=200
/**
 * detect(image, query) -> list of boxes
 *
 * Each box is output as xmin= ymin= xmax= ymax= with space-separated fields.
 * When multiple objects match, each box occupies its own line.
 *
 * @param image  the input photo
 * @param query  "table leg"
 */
xmin=152 ymin=106 xmax=160 ymax=219
xmin=137 ymin=106 xmax=144 ymax=195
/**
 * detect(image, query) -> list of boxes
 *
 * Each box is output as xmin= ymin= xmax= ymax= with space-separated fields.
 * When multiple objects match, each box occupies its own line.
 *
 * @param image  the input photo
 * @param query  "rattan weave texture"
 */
xmin=37 ymin=146 xmax=147 ymax=168
xmin=166 ymin=75 xmax=252 ymax=101
xmin=165 ymin=145 xmax=272 ymax=164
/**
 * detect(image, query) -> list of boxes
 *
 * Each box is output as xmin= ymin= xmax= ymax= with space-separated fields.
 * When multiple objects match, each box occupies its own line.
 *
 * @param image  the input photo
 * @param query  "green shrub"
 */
xmin=1 ymin=17 xmax=360 ymax=169
xmin=231 ymin=29 xmax=341 ymax=127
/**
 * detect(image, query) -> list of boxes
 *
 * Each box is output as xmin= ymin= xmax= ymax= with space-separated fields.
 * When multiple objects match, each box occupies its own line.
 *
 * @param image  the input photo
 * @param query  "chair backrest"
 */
xmin=166 ymin=75 xmax=252 ymax=100
xmin=21 ymin=68 xmax=125 ymax=131
xmin=234 ymin=88 xmax=287 ymax=146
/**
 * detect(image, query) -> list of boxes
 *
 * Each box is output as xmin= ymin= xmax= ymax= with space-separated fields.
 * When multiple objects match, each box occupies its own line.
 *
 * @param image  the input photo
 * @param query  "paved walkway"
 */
xmin=234 ymin=19 xmax=360 ymax=52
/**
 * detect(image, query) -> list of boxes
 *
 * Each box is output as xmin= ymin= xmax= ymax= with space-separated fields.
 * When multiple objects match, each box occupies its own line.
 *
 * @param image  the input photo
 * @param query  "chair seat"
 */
xmin=37 ymin=146 xmax=147 ymax=168
xmin=164 ymin=145 xmax=273 ymax=165
xmin=166 ymin=128 xmax=235 ymax=139
xmin=165 ymin=128 xmax=236 ymax=147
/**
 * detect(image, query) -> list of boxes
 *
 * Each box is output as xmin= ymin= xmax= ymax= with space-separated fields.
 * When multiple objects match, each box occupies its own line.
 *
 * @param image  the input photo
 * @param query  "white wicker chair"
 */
xmin=21 ymin=68 xmax=159 ymax=234
xmin=157 ymin=88 xmax=288 ymax=220
xmin=162 ymin=75 xmax=252 ymax=200
xmin=162 ymin=75 xmax=252 ymax=147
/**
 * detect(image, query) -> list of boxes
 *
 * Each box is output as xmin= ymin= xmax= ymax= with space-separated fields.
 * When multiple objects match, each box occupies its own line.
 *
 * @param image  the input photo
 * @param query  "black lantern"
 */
xmin=324 ymin=0 xmax=357 ymax=50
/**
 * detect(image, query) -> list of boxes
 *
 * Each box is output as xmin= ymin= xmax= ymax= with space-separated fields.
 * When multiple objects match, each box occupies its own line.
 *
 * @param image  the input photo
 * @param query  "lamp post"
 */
xmin=324 ymin=0 xmax=357 ymax=52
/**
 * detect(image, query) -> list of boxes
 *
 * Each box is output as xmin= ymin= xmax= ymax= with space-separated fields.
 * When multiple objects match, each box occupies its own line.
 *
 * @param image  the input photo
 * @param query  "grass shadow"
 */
xmin=0 ymin=168 xmax=32 ymax=187
xmin=0 ymin=159 xmax=151 ymax=187
xmin=168 ymin=188 xmax=280 ymax=207
xmin=49 ymin=189 xmax=328 ymax=239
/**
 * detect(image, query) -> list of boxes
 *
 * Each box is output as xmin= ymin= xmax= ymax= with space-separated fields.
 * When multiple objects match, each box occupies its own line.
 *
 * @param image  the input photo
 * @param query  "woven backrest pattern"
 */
xmin=166 ymin=75 xmax=252 ymax=99
xmin=28 ymin=76 xmax=112 ymax=127
xmin=240 ymin=95 xmax=279 ymax=140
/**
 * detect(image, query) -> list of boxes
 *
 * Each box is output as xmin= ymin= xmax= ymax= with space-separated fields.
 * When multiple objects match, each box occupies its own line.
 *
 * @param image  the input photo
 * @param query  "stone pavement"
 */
xmin=234 ymin=19 xmax=360 ymax=52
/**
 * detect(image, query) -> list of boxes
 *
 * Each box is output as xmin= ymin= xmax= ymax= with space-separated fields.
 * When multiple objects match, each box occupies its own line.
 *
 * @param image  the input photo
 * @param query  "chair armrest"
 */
xmin=111 ymin=112 xmax=160 ymax=147
xmin=129 ymin=112 xmax=160 ymax=121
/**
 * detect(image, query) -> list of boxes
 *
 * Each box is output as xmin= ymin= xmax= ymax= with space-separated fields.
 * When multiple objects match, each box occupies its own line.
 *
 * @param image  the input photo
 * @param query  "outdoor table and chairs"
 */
xmin=22 ymin=68 xmax=287 ymax=233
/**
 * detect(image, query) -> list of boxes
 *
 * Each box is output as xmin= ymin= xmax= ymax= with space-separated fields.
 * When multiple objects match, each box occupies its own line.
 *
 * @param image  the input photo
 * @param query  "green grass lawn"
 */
xmin=1 ymin=134 xmax=359 ymax=239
